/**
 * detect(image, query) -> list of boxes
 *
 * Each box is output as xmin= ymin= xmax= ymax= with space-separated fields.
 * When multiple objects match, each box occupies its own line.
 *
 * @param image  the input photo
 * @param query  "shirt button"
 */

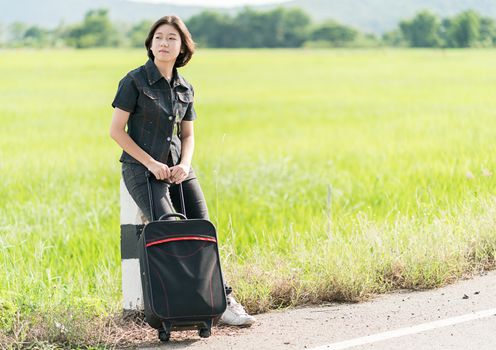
xmin=166 ymin=137 xmax=171 ymax=142
xmin=168 ymin=116 xmax=173 ymax=121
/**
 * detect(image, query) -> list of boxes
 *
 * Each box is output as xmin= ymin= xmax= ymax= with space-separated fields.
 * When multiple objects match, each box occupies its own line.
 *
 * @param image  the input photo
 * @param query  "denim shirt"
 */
xmin=112 ymin=59 xmax=197 ymax=166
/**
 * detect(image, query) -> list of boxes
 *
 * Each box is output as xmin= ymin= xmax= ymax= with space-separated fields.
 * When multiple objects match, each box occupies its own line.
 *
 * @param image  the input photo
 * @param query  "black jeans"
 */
xmin=121 ymin=161 xmax=232 ymax=296
xmin=122 ymin=162 xmax=208 ymax=222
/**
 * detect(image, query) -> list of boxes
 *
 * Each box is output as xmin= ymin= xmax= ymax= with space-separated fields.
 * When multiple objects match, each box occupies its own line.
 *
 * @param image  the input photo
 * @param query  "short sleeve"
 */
xmin=182 ymin=85 xmax=197 ymax=121
xmin=111 ymin=75 xmax=138 ymax=113
xmin=183 ymin=103 xmax=197 ymax=121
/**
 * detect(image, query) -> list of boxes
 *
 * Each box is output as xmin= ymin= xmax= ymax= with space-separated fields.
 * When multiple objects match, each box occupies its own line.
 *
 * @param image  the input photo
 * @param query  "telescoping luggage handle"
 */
xmin=145 ymin=170 xmax=186 ymax=222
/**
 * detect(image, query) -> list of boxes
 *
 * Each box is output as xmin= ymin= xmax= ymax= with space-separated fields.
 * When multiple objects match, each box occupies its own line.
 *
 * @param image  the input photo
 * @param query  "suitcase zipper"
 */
xmin=146 ymin=236 xmax=217 ymax=248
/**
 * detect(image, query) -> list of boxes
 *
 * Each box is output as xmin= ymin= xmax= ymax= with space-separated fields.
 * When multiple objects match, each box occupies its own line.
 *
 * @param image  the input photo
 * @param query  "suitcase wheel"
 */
xmin=158 ymin=329 xmax=170 ymax=342
xmin=199 ymin=327 xmax=211 ymax=338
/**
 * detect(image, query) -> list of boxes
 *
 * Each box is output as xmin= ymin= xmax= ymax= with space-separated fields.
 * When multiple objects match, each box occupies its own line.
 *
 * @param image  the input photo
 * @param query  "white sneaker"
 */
xmin=219 ymin=295 xmax=257 ymax=326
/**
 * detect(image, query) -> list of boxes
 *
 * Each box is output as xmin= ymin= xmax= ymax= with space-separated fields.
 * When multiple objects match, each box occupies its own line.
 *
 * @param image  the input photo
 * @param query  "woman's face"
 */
xmin=150 ymin=24 xmax=182 ymax=64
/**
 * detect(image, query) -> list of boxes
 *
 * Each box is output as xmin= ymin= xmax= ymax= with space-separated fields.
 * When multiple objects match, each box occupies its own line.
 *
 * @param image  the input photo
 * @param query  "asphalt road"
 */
xmin=138 ymin=270 xmax=496 ymax=350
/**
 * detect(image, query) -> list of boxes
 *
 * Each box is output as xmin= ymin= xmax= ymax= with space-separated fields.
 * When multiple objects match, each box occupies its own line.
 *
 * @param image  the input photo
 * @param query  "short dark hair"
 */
xmin=144 ymin=15 xmax=196 ymax=68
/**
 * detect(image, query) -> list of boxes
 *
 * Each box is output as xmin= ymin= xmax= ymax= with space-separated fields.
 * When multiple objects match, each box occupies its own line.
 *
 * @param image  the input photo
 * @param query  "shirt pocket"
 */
xmin=142 ymin=87 xmax=160 ymax=101
xmin=142 ymin=87 xmax=169 ymax=119
xmin=174 ymin=91 xmax=193 ymax=121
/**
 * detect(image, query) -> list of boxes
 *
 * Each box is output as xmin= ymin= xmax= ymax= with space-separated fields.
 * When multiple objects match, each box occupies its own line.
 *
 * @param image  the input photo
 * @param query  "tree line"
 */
xmin=1 ymin=7 xmax=495 ymax=49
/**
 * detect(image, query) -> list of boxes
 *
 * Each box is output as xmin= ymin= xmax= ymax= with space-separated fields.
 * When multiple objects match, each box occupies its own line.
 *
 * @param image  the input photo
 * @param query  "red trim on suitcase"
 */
xmin=146 ymin=236 xmax=217 ymax=248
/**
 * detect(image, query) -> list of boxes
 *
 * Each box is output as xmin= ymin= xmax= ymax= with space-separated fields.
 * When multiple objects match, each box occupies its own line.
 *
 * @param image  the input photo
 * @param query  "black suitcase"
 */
xmin=138 ymin=171 xmax=227 ymax=341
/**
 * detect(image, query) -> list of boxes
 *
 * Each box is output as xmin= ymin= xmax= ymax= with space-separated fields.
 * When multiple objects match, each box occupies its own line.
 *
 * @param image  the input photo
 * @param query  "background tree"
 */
xmin=437 ymin=18 xmax=451 ymax=47
xmin=399 ymin=10 xmax=441 ymax=47
xmin=479 ymin=16 xmax=496 ymax=47
xmin=310 ymin=20 xmax=358 ymax=47
xmin=7 ymin=22 xmax=27 ymax=47
xmin=0 ymin=23 xmax=5 ymax=47
xmin=276 ymin=7 xmax=311 ymax=47
xmin=51 ymin=21 xmax=68 ymax=48
xmin=234 ymin=7 xmax=272 ymax=47
xmin=187 ymin=11 xmax=237 ymax=47
xmin=23 ymin=26 xmax=50 ymax=47
xmin=128 ymin=20 xmax=152 ymax=48
xmin=253 ymin=7 xmax=311 ymax=47
xmin=65 ymin=9 xmax=120 ymax=48
xmin=446 ymin=10 xmax=480 ymax=47
xmin=382 ymin=29 xmax=406 ymax=47
xmin=233 ymin=7 xmax=311 ymax=48
xmin=188 ymin=7 xmax=310 ymax=48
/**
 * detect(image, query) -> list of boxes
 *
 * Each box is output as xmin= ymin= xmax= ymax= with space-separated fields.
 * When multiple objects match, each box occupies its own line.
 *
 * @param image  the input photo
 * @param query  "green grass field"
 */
xmin=1 ymin=48 xmax=496 ymax=347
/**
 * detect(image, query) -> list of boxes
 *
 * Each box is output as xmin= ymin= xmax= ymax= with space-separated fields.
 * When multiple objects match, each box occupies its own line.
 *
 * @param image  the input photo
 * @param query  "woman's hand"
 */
xmin=169 ymin=163 xmax=190 ymax=184
xmin=147 ymin=159 xmax=171 ymax=181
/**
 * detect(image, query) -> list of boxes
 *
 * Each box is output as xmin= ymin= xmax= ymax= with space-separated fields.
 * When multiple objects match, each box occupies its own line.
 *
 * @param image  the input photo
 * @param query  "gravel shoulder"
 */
xmin=137 ymin=270 xmax=496 ymax=350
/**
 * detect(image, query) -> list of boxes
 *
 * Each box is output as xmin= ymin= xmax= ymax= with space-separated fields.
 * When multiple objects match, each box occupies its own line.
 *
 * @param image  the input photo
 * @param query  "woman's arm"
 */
xmin=109 ymin=107 xmax=171 ymax=180
xmin=170 ymin=120 xmax=194 ymax=184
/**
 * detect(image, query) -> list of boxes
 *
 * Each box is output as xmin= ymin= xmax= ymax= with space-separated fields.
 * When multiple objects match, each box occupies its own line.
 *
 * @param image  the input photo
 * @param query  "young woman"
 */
xmin=109 ymin=15 xmax=255 ymax=326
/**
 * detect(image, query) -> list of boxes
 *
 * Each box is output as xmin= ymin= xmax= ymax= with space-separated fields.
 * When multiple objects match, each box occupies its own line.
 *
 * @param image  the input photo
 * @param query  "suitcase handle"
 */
xmin=158 ymin=213 xmax=187 ymax=221
xmin=145 ymin=170 xmax=186 ymax=221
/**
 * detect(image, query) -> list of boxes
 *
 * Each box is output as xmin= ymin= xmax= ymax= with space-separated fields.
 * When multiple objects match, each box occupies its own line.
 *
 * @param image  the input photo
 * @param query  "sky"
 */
xmin=131 ymin=0 xmax=289 ymax=8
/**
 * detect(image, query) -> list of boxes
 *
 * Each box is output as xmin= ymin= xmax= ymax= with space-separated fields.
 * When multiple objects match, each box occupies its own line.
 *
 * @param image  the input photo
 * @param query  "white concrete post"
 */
xmin=120 ymin=178 xmax=145 ymax=311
